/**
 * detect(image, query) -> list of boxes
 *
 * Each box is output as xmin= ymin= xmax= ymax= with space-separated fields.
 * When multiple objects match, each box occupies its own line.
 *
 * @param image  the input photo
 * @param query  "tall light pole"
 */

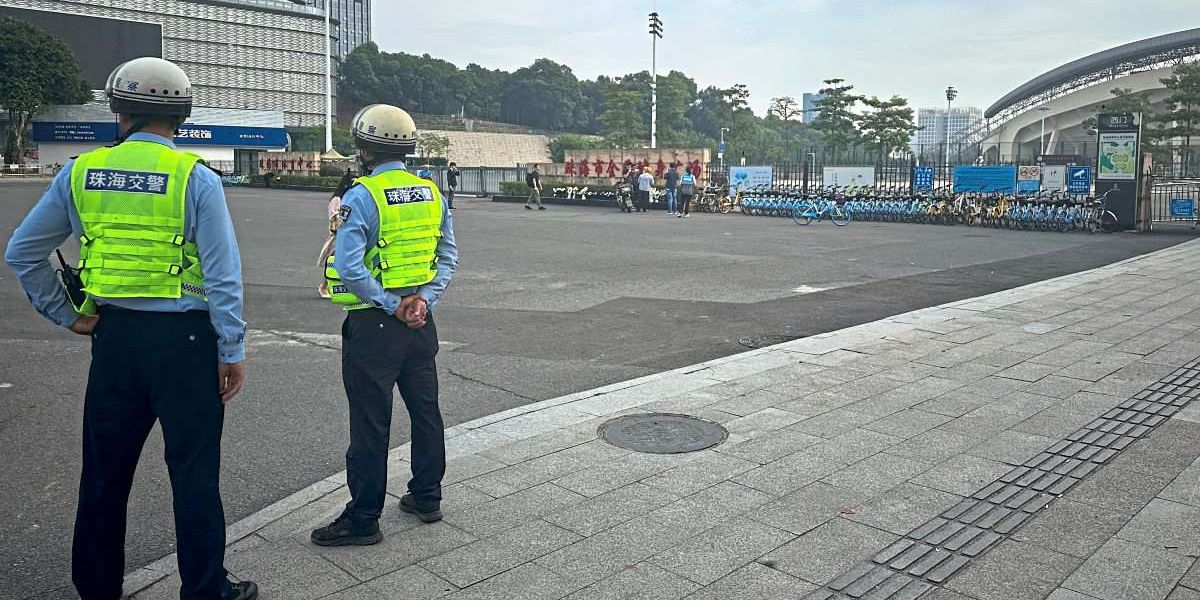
xmin=719 ymin=127 xmax=729 ymax=171
xmin=323 ymin=0 xmax=333 ymax=153
xmin=648 ymin=12 xmax=662 ymax=149
xmin=1037 ymin=105 xmax=1051 ymax=156
xmin=944 ymin=86 xmax=957 ymax=169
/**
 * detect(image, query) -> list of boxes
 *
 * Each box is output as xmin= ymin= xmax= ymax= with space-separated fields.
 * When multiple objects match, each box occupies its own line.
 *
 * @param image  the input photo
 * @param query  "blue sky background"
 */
xmin=374 ymin=1 xmax=1196 ymax=115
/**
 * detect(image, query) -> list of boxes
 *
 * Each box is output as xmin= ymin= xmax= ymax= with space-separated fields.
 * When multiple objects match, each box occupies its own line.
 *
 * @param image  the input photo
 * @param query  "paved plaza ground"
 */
xmin=0 ymin=180 xmax=1196 ymax=598
xmin=129 ymin=238 xmax=1200 ymax=600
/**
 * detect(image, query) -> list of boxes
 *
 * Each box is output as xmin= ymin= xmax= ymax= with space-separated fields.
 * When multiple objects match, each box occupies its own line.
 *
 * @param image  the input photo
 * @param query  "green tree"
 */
xmin=857 ymin=96 xmax=918 ymax=157
xmin=0 ymin=16 xmax=91 ymax=164
xmin=1149 ymin=62 xmax=1200 ymax=153
xmin=547 ymin=133 xmax=609 ymax=162
xmin=286 ymin=125 xmax=353 ymax=155
xmin=1082 ymin=87 xmax=1155 ymax=134
xmin=599 ymin=89 xmax=646 ymax=147
xmin=811 ymin=78 xmax=863 ymax=160
xmin=415 ymin=132 xmax=451 ymax=159
xmin=767 ymin=96 xmax=801 ymax=121
xmin=501 ymin=59 xmax=583 ymax=131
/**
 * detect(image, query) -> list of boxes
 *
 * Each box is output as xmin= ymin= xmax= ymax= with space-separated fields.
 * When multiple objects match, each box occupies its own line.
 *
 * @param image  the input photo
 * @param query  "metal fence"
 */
xmin=1150 ymin=180 xmax=1200 ymax=224
xmin=423 ymin=166 xmax=527 ymax=196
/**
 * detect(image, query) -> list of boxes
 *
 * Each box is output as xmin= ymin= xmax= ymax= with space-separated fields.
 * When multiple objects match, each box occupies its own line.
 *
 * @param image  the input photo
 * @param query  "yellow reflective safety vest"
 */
xmin=69 ymin=141 xmax=207 ymax=308
xmin=326 ymin=168 xmax=443 ymax=310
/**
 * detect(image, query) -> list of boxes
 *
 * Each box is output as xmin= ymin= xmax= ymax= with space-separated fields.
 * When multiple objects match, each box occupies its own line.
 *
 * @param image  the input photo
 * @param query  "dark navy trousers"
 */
xmin=341 ymin=309 xmax=445 ymax=524
xmin=73 ymin=308 xmax=230 ymax=600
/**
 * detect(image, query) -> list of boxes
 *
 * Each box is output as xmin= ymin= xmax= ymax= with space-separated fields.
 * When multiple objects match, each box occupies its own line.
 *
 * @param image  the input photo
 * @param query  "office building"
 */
xmin=304 ymin=0 xmax=371 ymax=58
xmin=912 ymin=106 xmax=983 ymax=154
xmin=0 ymin=0 xmax=335 ymax=127
xmin=802 ymin=92 xmax=826 ymax=123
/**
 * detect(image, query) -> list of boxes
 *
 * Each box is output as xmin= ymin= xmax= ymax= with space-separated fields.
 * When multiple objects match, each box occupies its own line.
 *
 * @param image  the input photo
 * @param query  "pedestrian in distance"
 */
xmin=446 ymin=161 xmax=459 ymax=209
xmin=626 ymin=165 xmax=639 ymax=201
xmin=664 ymin=162 xmax=680 ymax=215
xmin=637 ymin=166 xmax=654 ymax=213
xmin=4 ymin=57 xmax=256 ymax=600
xmin=525 ymin=164 xmax=545 ymax=210
xmin=312 ymin=103 xmax=459 ymax=547
xmin=678 ymin=168 xmax=697 ymax=218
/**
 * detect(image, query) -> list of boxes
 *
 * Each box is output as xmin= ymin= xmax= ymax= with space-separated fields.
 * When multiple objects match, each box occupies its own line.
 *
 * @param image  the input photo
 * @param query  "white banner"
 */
xmin=823 ymin=166 xmax=875 ymax=187
xmin=729 ymin=166 xmax=773 ymax=194
xmin=1041 ymin=165 xmax=1066 ymax=192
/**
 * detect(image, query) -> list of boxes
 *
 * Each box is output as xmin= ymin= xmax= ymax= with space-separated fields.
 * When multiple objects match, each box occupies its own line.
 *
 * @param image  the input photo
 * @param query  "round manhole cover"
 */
xmin=599 ymin=413 xmax=728 ymax=454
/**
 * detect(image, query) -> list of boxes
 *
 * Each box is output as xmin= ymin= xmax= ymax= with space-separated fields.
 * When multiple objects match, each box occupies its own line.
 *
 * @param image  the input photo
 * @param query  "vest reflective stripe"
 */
xmin=326 ymin=169 xmax=443 ymax=309
xmin=69 ymin=141 xmax=207 ymax=301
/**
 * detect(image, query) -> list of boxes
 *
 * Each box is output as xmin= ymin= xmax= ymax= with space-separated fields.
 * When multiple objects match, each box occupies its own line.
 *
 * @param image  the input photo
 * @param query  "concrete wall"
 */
xmin=431 ymin=130 xmax=551 ymax=168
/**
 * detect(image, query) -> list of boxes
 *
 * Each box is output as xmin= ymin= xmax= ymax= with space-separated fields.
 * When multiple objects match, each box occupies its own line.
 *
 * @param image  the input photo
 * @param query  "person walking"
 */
xmin=4 ymin=57 xmax=255 ymax=600
xmin=311 ymin=104 xmax=459 ymax=547
xmin=637 ymin=166 xmax=654 ymax=213
xmin=445 ymin=161 xmax=459 ymax=209
xmin=678 ymin=168 xmax=697 ymax=218
xmin=664 ymin=162 xmax=680 ymax=215
xmin=525 ymin=164 xmax=545 ymax=210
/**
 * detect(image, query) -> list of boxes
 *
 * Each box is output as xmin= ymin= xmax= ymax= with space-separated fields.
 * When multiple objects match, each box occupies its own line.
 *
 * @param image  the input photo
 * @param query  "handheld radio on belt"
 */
xmin=55 ymin=249 xmax=88 ymax=311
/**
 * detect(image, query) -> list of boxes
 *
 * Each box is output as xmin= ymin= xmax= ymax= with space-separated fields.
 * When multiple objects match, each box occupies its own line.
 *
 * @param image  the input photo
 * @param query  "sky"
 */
xmin=373 ymin=0 xmax=1196 ymax=116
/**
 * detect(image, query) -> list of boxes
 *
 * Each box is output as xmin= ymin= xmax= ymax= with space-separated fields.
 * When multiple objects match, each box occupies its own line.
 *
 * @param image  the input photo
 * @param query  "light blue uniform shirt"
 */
xmin=4 ymin=133 xmax=247 ymax=363
xmin=334 ymin=161 xmax=458 ymax=315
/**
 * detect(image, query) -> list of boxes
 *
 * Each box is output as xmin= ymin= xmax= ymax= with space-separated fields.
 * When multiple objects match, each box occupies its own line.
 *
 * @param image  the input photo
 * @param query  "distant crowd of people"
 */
xmin=525 ymin=161 xmax=699 ymax=216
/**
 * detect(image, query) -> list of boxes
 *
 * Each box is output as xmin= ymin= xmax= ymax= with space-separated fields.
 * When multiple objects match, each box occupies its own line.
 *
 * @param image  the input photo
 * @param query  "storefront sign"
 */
xmin=32 ymin=121 xmax=287 ymax=148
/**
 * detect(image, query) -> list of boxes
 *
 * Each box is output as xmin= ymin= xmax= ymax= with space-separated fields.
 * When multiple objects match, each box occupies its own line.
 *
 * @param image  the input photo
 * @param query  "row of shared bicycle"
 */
xmin=728 ymin=184 xmax=1121 ymax=232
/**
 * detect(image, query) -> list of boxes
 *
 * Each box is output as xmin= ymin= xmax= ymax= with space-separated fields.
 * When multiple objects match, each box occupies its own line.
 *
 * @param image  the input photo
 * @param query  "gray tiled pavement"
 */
xmin=129 ymin=240 xmax=1200 ymax=599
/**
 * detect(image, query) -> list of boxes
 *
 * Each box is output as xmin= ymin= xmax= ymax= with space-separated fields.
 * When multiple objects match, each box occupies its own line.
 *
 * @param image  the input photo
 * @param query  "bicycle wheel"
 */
xmin=831 ymin=205 xmax=850 ymax=226
xmin=792 ymin=206 xmax=813 ymax=225
xmin=1100 ymin=211 xmax=1119 ymax=233
xmin=719 ymin=199 xmax=733 ymax=214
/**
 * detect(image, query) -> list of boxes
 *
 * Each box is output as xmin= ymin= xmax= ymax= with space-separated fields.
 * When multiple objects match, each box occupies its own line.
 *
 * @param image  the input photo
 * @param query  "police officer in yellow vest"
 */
xmin=4 ymin=58 xmax=256 ymax=600
xmin=310 ymin=104 xmax=459 ymax=546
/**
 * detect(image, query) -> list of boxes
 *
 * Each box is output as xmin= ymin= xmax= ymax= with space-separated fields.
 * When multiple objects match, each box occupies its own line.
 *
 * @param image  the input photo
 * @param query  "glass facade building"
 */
xmin=1 ymin=0 xmax=336 ymax=126
xmin=304 ymin=0 xmax=371 ymax=59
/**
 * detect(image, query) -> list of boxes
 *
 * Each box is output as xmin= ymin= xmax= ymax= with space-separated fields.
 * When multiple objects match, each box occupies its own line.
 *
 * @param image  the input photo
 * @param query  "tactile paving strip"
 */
xmin=801 ymin=357 xmax=1200 ymax=600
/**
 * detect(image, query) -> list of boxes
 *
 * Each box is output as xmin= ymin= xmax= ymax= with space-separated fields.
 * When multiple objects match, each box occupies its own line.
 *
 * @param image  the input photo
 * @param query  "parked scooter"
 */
xmin=615 ymin=182 xmax=634 ymax=213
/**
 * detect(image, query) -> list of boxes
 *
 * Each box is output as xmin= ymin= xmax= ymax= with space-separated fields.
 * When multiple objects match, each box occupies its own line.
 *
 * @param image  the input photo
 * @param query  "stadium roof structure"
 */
xmin=959 ymin=28 xmax=1200 ymax=144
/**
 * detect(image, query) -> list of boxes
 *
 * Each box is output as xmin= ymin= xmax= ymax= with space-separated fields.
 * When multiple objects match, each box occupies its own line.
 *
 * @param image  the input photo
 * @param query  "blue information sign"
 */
xmin=953 ymin=166 xmax=1017 ymax=194
xmin=1171 ymin=198 xmax=1195 ymax=218
xmin=1017 ymin=179 xmax=1041 ymax=194
xmin=32 ymin=121 xmax=288 ymax=148
xmin=912 ymin=166 xmax=934 ymax=192
xmin=718 ymin=141 xmax=726 ymax=153
xmin=1067 ymin=166 xmax=1092 ymax=195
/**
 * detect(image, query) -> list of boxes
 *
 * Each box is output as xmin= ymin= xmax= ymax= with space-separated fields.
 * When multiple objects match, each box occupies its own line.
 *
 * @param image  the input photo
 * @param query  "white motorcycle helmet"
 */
xmin=351 ymin=104 xmax=417 ymax=155
xmin=105 ymin=57 xmax=193 ymax=117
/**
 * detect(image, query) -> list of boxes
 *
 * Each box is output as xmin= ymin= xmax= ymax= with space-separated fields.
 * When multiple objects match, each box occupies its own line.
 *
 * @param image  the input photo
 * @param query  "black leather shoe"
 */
xmin=399 ymin=494 xmax=443 ymax=523
xmin=310 ymin=515 xmax=382 ymax=547
xmin=223 ymin=580 xmax=258 ymax=600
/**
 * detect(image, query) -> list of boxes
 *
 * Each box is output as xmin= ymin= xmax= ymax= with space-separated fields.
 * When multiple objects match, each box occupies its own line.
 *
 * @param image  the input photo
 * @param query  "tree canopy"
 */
xmin=337 ymin=44 xmax=925 ymax=164
xmin=0 ymin=16 xmax=90 ymax=163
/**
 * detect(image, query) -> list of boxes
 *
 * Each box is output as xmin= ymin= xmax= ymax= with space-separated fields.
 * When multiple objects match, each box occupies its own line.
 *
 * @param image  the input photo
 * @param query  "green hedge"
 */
xmin=273 ymin=174 xmax=345 ymax=188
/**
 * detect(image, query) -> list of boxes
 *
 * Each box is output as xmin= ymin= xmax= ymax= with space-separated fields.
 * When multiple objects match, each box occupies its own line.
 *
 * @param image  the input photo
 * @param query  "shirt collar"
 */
xmin=126 ymin=132 xmax=177 ymax=149
xmin=371 ymin=161 xmax=408 ymax=175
